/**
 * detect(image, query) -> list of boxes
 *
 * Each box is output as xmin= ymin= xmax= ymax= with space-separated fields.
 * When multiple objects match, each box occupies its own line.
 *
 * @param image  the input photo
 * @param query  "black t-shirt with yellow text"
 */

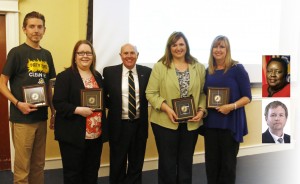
xmin=2 ymin=43 xmax=56 ymax=123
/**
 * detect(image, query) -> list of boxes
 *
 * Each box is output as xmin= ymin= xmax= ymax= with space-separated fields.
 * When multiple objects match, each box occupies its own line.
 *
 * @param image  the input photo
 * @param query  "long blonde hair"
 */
xmin=208 ymin=35 xmax=238 ymax=75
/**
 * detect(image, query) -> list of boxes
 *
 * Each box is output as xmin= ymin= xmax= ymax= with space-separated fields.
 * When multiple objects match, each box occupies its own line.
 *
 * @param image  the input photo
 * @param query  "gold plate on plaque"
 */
xmin=23 ymin=84 xmax=48 ymax=107
xmin=207 ymin=87 xmax=230 ymax=108
xmin=81 ymin=88 xmax=103 ymax=111
xmin=172 ymin=96 xmax=196 ymax=122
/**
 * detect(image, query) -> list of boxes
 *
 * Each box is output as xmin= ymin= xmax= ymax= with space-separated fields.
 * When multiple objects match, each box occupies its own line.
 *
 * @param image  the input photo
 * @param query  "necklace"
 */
xmin=78 ymin=69 xmax=92 ymax=79
xmin=174 ymin=62 xmax=188 ymax=72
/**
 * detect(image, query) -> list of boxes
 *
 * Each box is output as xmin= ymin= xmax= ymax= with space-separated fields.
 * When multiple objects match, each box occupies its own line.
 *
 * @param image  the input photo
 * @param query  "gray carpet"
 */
xmin=0 ymin=150 xmax=299 ymax=184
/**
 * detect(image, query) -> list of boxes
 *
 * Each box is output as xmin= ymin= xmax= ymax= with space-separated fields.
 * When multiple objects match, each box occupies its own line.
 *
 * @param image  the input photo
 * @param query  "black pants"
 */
xmin=151 ymin=123 xmax=198 ymax=184
xmin=59 ymin=137 xmax=103 ymax=184
xmin=109 ymin=119 xmax=147 ymax=184
xmin=204 ymin=128 xmax=240 ymax=184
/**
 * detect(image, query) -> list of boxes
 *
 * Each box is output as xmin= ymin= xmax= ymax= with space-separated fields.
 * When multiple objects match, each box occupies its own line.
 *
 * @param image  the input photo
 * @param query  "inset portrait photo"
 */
xmin=262 ymin=99 xmax=291 ymax=144
xmin=262 ymin=55 xmax=290 ymax=97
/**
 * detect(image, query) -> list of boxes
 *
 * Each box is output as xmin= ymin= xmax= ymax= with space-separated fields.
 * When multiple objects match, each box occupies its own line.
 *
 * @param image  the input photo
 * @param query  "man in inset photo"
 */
xmin=262 ymin=100 xmax=290 ymax=143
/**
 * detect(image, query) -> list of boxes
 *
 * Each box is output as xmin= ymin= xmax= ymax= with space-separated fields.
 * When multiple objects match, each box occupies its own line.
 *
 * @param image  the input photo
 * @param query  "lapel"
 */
xmin=284 ymin=134 xmax=290 ymax=143
xmin=136 ymin=65 xmax=145 ymax=102
xmin=136 ymin=65 xmax=143 ymax=88
xmin=136 ymin=65 xmax=145 ymax=89
xmin=116 ymin=64 xmax=123 ymax=94
xmin=74 ymin=71 xmax=85 ymax=89
xmin=188 ymin=63 xmax=196 ymax=94
xmin=267 ymin=129 xmax=276 ymax=143
xmin=94 ymin=72 xmax=103 ymax=88
xmin=169 ymin=63 xmax=180 ymax=91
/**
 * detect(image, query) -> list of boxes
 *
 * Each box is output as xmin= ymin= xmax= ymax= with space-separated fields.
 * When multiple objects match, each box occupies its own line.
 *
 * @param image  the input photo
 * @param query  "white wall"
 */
xmin=94 ymin=0 xmax=300 ymax=84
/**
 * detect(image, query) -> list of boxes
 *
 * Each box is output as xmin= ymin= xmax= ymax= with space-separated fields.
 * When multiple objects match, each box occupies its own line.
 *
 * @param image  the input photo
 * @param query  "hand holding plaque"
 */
xmin=81 ymin=88 xmax=103 ymax=111
xmin=23 ymin=84 xmax=48 ymax=107
xmin=171 ymin=96 xmax=196 ymax=122
xmin=207 ymin=87 xmax=230 ymax=108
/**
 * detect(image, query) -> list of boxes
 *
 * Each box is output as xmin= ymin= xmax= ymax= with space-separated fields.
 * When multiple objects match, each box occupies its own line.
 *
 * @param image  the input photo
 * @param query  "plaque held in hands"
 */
xmin=23 ymin=84 xmax=48 ymax=107
xmin=81 ymin=88 xmax=103 ymax=111
xmin=207 ymin=87 xmax=230 ymax=108
xmin=172 ymin=96 xmax=196 ymax=122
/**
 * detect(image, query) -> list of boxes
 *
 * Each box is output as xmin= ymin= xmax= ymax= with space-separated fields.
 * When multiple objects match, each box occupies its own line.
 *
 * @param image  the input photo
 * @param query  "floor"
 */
xmin=0 ymin=150 xmax=299 ymax=184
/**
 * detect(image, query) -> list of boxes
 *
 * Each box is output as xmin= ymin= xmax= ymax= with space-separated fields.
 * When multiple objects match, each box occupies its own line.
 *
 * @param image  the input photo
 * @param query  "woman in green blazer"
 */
xmin=146 ymin=32 xmax=207 ymax=184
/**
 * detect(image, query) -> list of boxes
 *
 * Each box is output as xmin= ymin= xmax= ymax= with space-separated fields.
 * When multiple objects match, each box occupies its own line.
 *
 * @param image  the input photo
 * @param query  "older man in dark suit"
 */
xmin=103 ymin=43 xmax=152 ymax=184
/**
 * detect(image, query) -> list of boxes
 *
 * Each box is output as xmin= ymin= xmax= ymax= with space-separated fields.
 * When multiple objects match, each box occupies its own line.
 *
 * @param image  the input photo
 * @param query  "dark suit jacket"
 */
xmin=262 ymin=129 xmax=290 ymax=143
xmin=53 ymin=68 xmax=108 ymax=148
xmin=103 ymin=64 xmax=152 ymax=141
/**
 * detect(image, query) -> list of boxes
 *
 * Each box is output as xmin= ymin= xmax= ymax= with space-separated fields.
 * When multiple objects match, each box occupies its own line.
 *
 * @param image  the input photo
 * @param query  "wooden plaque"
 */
xmin=172 ymin=96 xmax=196 ymax=122
xmin=207 ymin=87 xmax=230 ymax=108
xmin=81 ymin=88 xmax=103 ymax=111
xmin=23 ymin=84 xmax=48 ymax=107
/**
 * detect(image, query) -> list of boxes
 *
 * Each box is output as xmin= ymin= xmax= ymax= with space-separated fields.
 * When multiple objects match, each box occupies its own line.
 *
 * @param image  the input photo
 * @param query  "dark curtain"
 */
xmin=86 ymin=0 xmax=93 ymax=43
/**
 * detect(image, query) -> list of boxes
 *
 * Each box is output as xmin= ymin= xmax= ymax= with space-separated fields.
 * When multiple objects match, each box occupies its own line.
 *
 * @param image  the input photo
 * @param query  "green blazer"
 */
xmin=146 ymin=61 xmax=206 ymax=131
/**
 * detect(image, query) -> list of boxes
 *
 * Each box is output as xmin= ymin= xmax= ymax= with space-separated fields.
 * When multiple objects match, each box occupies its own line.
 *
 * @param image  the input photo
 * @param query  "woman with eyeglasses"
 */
xmin=53 ymin=40 xmax=108 ymax=184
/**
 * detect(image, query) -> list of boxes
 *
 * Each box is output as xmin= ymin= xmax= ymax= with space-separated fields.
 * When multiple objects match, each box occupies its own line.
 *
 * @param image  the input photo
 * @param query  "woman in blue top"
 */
xmin=203 ymin=35 xmax=252 ymax=184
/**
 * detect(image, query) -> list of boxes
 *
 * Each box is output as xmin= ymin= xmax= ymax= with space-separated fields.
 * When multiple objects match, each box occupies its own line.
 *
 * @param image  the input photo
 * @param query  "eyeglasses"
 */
xmin=76 ymin=52 xmax=93 ymax=56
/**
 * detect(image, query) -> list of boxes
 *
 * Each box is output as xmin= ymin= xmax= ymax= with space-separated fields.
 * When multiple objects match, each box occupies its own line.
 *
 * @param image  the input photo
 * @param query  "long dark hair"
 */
xmin=159 ymin=31 xmax=198 ymax=68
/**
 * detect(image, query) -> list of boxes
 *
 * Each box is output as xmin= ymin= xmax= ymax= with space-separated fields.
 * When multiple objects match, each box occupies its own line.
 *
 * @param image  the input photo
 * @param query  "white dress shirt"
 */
xmin=269 ymin=129 xmax=285 ymax=144
xmin=121 ymin=65 xmax=140 ymax=119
